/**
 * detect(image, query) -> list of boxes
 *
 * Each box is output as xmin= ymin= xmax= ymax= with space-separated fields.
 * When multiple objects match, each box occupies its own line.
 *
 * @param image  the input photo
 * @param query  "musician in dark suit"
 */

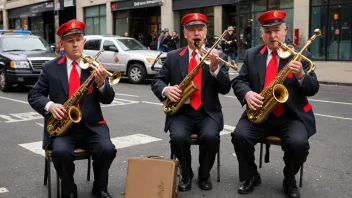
xmin=231 ymin=10 xmax=319 ymax=198
xmin=151 ymin=13 xmax=231 ymax=191
xmin=28 ymin=20 xmax=116 ymax=198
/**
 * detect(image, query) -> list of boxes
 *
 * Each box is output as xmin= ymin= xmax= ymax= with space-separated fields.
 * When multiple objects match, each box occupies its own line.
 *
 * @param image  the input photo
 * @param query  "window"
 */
xmin=84 ymin=5 xmax=106 ymax=35
xmin=84 ymin=39 xmax=101 ymax=50
xmin=103 ymin=40 xmax=117 ymax=51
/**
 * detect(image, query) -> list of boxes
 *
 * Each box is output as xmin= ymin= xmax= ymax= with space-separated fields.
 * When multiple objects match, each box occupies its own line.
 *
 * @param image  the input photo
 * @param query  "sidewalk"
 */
xmin=314 ymin=61 xmax=352 ymax=86
xmin=233 ymin=61 xmax=352 ymax=86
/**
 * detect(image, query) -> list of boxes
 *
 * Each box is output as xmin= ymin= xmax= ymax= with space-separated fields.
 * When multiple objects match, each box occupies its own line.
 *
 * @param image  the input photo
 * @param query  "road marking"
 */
xmin=19 ymin=133 xmax=163 ymax=157
xmin=36 ymin=122 xmax=44 ymax=127
xmin=141 ymin=101 xmax=163 ymax=105
xmin=308 ymin=99 xmax=352 ymax=106
xmin=224 ymin=95 xmax=352 ymax=106
xmin=115 ymin=93 xmax=139 ymax=97
xmin=0 ymin=187 xmax=9 ymax=194
xmin=0 ymin=112 xmax=42 ymax=123
xmin=0 ymin=96 xmax=28 ymax=104
xmin=220 ymin=124 xmax=235 ymax=135
xmin=315 ymin=114 xmax=352 ymax=121
xmin=101 ymin=98 xmax=139 ymax=107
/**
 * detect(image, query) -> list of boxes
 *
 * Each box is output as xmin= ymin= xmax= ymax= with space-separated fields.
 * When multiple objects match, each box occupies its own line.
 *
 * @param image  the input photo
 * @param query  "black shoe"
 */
xmin=198 ymin=178 xmax=212 ymax=190
xmin=283 ymin=183 xmax=300 ymax=198
xmin=92 ymin=190 xmax=112 ymax=198
xmin=179 ymin=177 xmax=192 ymax=191
xmin=238 ymin=172 xmax=261 ymax=194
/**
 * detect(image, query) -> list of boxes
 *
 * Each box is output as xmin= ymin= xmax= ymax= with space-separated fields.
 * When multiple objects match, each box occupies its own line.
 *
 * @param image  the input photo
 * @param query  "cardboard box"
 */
xmin=123 ymin=157 xmax=179 ymax=198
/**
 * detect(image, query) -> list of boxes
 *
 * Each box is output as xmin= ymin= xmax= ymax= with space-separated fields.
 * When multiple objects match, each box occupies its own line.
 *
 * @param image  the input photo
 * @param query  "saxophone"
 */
xmin=162 ymin=30 xmax=228 ymax=115
xmin=246 ymin=29 xmax=321 ymax=124
xmin=46 ymin=51 xmax=104 ymax=136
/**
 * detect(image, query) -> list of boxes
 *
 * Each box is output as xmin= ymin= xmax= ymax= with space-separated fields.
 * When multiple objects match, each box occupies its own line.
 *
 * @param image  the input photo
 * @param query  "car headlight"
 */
xmin=10 ymin=61 xmax=30 ymax=68
xmin=146 ymin=57 xmax=155 ymax=64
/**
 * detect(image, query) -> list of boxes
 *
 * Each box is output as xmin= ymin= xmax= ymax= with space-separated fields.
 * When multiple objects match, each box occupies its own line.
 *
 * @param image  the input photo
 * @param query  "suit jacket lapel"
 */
xmin=256 ymin=49 xmax=268 ymax=90
xmin=178 ymin=48 xmax=189 ymax=79
xmin=279 ymin=56 xmax=291 ymax=85
xmin=80 ymin=69 xmax=90 ymax=85
xmin=202 ymin=63 xmax=209 ymax=89
xmin=56 ymin=56 xmax=69 ymax=97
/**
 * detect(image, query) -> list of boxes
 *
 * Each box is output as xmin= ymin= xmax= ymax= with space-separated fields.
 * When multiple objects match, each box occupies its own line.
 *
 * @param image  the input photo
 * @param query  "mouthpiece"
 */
xmin=194 ymin=39 xmax=200 ymax=48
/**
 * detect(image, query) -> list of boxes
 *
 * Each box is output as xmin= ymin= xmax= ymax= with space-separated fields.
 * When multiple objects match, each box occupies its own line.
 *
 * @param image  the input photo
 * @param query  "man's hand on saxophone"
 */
xmin=245 ymin=91 xmax=264 ymax=110
xmin=163 ymin=85 xmax=182 ymax=102
xmin=288 ymin=61 xmax=304 ymax=80
xmin=208 ymin=49 xmax=219 ymax=72
xmin=93 ymin=62 xmax=108 ymax=88
xmin=48 ymin=104 xmax=66 ymax=120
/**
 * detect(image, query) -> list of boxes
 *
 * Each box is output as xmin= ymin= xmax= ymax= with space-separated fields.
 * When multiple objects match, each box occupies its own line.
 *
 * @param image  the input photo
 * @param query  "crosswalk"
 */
xmin=18 ymin=124 xmax=235 ymax=157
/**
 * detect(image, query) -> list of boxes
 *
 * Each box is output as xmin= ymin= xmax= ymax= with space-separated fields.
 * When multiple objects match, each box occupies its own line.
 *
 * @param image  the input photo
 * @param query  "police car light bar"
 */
xmin=0 ymin=30 xmax=32 ymax=34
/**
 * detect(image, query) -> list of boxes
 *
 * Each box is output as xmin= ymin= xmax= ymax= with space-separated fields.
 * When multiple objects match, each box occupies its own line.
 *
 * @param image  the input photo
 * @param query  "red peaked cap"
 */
xmin=257 ymin=10 xmax=286 ymax=27
xmin=181 ymin=13 xmax=208 ymax=27
xmin=56 ymin=19 xmax=85 ymax=38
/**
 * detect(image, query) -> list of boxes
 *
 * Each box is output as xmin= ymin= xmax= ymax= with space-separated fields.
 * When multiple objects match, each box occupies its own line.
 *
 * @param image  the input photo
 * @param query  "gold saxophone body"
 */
xmin=246 ymin=29 xmax=322 ymax=124
xmin=46 ymin=50 xmax=118 ymax=136
xmin=162 ymin=30 xmax=229 ymax=115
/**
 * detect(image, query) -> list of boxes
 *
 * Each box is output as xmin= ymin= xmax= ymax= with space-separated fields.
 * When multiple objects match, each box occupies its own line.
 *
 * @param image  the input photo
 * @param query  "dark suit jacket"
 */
xmin=151 ymin=47 xmax=231 ymax=132
xmin=28 ymin=55 xmax=115 ymax=149
xmin=231 ymin=44 xmax=319 ymax=137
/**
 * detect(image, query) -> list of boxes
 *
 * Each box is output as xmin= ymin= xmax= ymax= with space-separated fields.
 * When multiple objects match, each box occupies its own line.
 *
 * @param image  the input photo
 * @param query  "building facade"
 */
xmin=1 ymin=0 xmax=351 ymax=61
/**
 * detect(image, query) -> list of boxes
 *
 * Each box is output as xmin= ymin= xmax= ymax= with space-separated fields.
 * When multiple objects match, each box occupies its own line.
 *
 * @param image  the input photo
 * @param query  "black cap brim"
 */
xmin=261 ymin=19 xmax=285 ymax=27
xmin=61 ymin=29 xmax=84 ymax=38
xmin=184 ymin=21 xmax=206 ymax=27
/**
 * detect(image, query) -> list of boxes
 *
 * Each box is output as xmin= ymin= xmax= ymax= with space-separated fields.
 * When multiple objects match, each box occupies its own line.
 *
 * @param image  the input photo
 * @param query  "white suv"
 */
xmin=83 ymin=35 xmax=166 ymax=84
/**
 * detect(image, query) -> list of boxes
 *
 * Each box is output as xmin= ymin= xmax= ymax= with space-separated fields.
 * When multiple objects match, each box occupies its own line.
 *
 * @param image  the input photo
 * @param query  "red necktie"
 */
xmin=264 ymin=51 xmax=284 ymax=117
xmin=69 ymin=61 xmax=80 ymax=98
xmin=189 ymin=51 xmax=202 ymax=110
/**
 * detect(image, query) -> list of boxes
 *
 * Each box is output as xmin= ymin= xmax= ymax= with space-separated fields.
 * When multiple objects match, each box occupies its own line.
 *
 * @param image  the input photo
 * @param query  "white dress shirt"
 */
xmin=162 ymin=46 xmax=220 ymax=103
xmin=44 ymin=57 xmax=105 ymax=111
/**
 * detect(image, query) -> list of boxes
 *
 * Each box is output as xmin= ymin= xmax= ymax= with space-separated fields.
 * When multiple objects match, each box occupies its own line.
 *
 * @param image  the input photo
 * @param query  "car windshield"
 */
xmin=116 ymin=38 xmax=147 ymax=51
xmin=2 ymin=37 xmax=52 ymax=52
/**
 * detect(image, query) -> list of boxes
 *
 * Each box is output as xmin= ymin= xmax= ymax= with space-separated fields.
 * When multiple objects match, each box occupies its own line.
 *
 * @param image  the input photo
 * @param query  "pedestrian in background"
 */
xmin=167 ymin=31 xmax=179 ymax=51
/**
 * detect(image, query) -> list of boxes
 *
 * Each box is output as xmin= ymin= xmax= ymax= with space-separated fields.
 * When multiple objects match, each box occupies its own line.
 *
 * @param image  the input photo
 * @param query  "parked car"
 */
xmin=83 ymin=35 xmax=167 ymax=84
xmin=0 ymin=30 xmax=57 ymax=92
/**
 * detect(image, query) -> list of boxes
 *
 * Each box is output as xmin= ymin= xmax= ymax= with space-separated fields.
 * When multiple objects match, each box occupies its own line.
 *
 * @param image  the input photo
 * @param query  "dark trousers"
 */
xmin=51 ymin=124 xmax=116 ymax=197
xmin=231 ymin=112 xmax=309 ymax=187
xmin=169 ymin=105 xmax=220 ymax=180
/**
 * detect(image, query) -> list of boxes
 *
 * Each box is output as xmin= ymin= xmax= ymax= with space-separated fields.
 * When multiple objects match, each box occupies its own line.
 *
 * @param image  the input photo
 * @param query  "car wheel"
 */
xmin=0 ymin=68 xmax=11 ymax=92
xmin=128 ymin=63 xmax=146 ymax=84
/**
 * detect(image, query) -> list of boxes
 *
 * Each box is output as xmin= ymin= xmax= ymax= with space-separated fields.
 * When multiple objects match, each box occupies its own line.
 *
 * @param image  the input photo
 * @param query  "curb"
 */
xmin=318 ymin=81 xmax=352 ymax=87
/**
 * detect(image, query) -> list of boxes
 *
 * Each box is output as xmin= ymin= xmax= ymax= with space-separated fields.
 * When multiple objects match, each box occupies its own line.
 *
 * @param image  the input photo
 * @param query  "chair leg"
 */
xmin=87 ymin=156 xmax=91 ymax=181
xmin=259 ymin=143 xmax=263 ymax=168
xmin=217 ymin=143 xmax=220 ymax=182
xmin=44 ymin=158 xmax=48 ymax=185
xmin=56 ymin=171 xmax=60 ymax=198
xmin=299 ymin=164 xmax=304 ymax=187
xmin=48 ymin=157 xmax=51 ymax=198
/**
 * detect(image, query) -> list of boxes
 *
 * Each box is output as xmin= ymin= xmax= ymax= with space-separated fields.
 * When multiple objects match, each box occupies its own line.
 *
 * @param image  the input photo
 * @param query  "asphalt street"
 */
xmin=0 ymin=76 xmax=351 ymax=198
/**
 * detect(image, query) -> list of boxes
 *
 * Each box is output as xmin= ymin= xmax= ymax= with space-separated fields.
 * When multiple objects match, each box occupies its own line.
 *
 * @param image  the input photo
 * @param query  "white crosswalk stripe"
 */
xmin=0 ymin=187 xmax=9 ymax=194
xmin=19 ymin=133 xmax=162 ymax=157
xmin=20 ymin=123 xmax=234 ymax=157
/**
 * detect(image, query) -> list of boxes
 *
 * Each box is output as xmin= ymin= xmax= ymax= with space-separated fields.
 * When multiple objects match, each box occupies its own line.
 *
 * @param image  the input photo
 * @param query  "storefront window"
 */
xmin=310 ymin=1 xmax=352 ymax=60
xmin=268 ymin=0 xmax=293 ymax=9
xmin=84 ymin=5 xmax=106 ymax=35
xmin=311 ymin=0 xmax=328 ymax=6
xmin=310 ymin=6 xmax=328 ymax=60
